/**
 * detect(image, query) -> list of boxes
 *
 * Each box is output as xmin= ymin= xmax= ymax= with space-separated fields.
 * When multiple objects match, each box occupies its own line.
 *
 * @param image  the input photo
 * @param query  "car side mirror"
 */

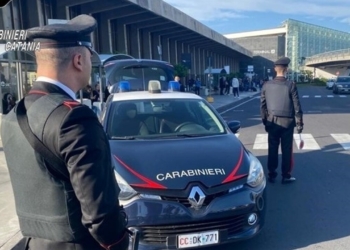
xmin=227 ymin=120 xmax=240 ymax=134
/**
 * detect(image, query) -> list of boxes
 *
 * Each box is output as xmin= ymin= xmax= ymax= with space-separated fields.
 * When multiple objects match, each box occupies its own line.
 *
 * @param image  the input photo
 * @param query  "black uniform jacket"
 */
xmin=22 ymin=82 xmax=126 ymax=247
xmin=260 ymin=77 xmax=303 ymax=129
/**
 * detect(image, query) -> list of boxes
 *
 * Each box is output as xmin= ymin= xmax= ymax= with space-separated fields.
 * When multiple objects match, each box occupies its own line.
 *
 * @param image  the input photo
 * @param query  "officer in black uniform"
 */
xmin=260 ymin=57 xmax=303 ymax=184
xmin=1 ymin=15 xmax=129 ymax=249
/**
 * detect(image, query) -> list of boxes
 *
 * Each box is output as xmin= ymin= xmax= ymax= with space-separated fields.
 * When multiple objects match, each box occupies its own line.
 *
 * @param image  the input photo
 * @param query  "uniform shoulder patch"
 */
xmin=63 ymin=100 xmax=81 ymax=110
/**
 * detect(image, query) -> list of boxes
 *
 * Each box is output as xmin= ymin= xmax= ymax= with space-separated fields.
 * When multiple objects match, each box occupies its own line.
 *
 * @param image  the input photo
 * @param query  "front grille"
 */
xmin=141 ymin=214 xmax=246 ymax=244
xmin=161 ymin=191 xmax=228 ymax=207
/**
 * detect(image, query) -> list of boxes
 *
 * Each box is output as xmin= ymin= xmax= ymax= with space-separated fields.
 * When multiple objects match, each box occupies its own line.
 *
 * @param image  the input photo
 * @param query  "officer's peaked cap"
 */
xmin=274 ymin=57 xmax=290 ymax=67
xmin=26 ymin=14 xmax=97 ymax=49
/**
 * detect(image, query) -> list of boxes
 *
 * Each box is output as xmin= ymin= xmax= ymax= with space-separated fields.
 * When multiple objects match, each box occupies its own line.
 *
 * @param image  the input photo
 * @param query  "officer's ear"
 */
xmin=72 ymin=53 xmax=84 ymax=72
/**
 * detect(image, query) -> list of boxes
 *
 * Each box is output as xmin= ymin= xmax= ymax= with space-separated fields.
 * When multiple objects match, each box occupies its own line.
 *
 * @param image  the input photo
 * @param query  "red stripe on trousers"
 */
xmin=289 ymin=146 xmax=294 ymax=174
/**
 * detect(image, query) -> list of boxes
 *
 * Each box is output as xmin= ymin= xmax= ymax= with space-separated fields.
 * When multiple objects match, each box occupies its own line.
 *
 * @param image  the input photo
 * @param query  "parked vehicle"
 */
xmin=326 ymin=79 xmax=335 ymax=89
xmin=333 ymin=76 xmax=350 ymax=94
xmin=97 ymin=81 xmax=266 ymax=249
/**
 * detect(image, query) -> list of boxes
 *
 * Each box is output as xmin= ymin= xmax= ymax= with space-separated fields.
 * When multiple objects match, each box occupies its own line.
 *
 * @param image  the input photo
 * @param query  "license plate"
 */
xmin=177 ymin=230 xmax=219 ymax=248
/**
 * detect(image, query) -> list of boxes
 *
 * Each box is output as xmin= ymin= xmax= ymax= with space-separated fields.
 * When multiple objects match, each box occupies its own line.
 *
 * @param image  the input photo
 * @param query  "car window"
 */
xmin=337 ymin=77 xmax=350 ymax=82
xmin=106 ymin=99 xmax=225 ymax=139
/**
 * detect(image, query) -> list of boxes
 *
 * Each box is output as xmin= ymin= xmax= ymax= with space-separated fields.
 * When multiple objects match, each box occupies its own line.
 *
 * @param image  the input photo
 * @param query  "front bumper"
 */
xmin=124 ymin=184 xmax=266 ymax=250
xmin=338 ymin=87 xmax=350 ymax=93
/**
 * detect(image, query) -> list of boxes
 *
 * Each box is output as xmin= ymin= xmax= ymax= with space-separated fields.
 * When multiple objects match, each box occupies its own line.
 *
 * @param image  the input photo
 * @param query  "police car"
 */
xmin=98 ymin=81 xmax=266 ymax=249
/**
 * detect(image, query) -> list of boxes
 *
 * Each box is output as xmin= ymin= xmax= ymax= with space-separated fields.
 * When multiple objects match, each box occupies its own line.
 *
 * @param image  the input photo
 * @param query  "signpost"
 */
xmin=206 ymin=56 xmax=213 ymax=103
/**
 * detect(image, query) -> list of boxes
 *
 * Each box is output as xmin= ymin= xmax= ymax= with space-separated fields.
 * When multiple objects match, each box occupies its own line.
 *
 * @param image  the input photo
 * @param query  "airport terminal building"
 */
xmin=225 ymin=19 xmax=350 ymax=80
xmin=0 ymin=0 xmax=252 ymax=114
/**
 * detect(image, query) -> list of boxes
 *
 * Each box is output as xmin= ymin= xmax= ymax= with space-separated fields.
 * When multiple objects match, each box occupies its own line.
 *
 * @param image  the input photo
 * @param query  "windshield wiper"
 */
xmin=110 ymin=136 xmax=137 ymax=140
xmin=158 ymin=134 xmax=206 ymax=138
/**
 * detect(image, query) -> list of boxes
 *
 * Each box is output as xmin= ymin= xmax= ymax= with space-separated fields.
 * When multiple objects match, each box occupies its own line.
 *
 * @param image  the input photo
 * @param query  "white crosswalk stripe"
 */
xmin=330 ymin=134 xmax=350 ymax=150
xmin=253 ymin=134 xmax=269 ymax=150
xmin=293 ymin=134 xmax=320 ymax=150
xmin=242 ymin=133 xmax=350 ymax=151
xmin=301 ymin=95 xmax=347 ymax=98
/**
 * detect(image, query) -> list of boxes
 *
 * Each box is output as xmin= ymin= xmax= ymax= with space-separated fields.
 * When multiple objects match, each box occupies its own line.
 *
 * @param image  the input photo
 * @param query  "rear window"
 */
xmin=106 ymin=63 xmax=174 ymax=91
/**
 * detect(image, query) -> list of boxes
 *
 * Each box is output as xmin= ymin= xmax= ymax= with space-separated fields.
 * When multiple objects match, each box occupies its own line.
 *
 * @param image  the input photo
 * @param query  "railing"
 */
xmin=305 ymin=48 xmax=350 ymax=64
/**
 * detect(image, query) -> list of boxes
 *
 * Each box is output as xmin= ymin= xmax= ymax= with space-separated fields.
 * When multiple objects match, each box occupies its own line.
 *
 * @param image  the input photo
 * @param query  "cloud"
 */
xmin=163 ymin=0 xmax=350 ymax=23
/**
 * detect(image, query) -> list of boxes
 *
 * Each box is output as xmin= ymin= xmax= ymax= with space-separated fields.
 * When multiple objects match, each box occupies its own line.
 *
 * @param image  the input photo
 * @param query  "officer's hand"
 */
xmin=297 ymin=125 xmax=303 ymax=134
xmin=265 ymin=126 xmax=269 ymax=133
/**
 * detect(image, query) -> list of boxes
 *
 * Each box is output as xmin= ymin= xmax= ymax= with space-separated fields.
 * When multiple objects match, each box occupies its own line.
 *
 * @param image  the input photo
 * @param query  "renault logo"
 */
xmin=188 ymin=186 xmax=206 ymax=209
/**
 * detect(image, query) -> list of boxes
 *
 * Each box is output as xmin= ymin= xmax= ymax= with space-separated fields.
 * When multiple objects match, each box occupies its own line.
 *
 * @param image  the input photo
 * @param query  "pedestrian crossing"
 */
xmin=235 ymin=133 xmax=350 ymax=151
xmin=302 ymin=95 xmax=348 ymax=98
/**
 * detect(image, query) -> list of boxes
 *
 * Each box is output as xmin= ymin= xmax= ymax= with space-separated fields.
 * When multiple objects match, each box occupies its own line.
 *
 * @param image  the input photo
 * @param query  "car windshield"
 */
xmin=107 ymin=99 xmax=226 ymax=139
xmin=337 ymin=77 xmax=350 ymax=82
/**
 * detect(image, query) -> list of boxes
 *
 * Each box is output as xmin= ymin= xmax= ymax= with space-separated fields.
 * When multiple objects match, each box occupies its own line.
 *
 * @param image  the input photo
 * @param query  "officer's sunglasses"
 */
xmin=77 ymin=41 xmax=94 ymax=55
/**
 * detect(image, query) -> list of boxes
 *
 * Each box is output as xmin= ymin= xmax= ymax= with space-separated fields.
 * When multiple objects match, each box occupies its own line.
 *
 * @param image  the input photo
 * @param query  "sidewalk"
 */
xmin=205 ymin=91 xmax=259 ymax=113
xmin=0 ymin=90 xmax=260 ymax=250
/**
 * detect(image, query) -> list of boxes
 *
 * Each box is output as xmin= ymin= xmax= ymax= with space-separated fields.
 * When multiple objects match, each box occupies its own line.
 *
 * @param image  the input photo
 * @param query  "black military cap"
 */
xmin=274 ymin=57 xmax=291 ymax=67
xmin=26 ymin=14 xmax=97 ymax=52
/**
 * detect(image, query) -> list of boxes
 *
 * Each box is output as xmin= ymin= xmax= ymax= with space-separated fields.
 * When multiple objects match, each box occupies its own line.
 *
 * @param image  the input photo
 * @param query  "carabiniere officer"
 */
xmin=260 ymin=57 xmax=304 ymax=184
xmin=1 ymin=15 xmax=130 ymax=249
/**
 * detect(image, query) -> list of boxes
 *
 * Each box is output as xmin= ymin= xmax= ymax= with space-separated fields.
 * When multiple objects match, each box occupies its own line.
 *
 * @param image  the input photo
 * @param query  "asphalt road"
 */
xmin=215 ymin=85 xmax=350 ymax=250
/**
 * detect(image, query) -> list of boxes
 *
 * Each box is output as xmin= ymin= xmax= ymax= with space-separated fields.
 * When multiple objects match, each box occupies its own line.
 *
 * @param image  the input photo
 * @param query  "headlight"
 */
xmin=247 ymin=153 xmax=265 ymax=188
xmin=114 ymin=171 xmax=138 ymax=200
xmin=337 ymin=85 xmax=343 ymax=87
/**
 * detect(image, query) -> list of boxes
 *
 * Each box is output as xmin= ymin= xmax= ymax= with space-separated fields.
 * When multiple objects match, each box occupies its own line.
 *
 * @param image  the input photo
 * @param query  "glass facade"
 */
xmin=284 ymin=19 xmax=350 ymax=73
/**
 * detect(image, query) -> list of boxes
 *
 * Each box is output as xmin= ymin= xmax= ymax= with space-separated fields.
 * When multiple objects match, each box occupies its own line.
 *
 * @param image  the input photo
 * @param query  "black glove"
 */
xmin=262 ymin=119 xmax=267 ymax=126
xmin=296 ymin=125 xmax=303 ymax=134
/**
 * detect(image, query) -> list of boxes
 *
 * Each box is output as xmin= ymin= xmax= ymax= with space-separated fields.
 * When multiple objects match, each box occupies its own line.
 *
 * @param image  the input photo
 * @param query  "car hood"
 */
xmin=110 ymin=135 xmax=251 ymax=190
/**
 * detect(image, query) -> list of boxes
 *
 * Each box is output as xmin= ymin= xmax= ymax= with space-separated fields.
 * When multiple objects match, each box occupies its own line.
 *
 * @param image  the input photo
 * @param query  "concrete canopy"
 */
xmin=58 ymin=0 xmax=252 ymax=60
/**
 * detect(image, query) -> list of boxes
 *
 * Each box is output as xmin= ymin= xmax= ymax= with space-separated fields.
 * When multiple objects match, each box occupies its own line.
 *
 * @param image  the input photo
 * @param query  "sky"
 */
xmin=163 ymin=0 xmax=350 ymax=35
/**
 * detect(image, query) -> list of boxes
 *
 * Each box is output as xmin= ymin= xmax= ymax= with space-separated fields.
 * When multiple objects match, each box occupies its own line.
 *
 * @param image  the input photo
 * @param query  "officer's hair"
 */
xmin=35 ymin=47 xmax=87 ymax=69
xmin=275 ymin=65 xmax=288 ymax=73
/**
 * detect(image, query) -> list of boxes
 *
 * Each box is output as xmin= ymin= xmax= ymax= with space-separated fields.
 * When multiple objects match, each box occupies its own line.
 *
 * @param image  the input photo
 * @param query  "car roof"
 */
xmin=105 ymin=59 xmax=173 ymax=67
xmin=110 ymin=91 xmax=203 ymax=102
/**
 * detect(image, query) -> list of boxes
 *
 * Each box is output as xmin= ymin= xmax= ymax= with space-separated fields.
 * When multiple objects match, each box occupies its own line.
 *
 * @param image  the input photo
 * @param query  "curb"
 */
xmin=215 ymin=92 xmax=260 ymax=113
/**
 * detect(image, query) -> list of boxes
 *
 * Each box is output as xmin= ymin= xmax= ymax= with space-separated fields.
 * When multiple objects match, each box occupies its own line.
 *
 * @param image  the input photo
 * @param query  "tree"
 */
xmin=174 ymin=64 xmax=188 ymax=78
xmin=304 ymin=70 xmax=313 ymax=83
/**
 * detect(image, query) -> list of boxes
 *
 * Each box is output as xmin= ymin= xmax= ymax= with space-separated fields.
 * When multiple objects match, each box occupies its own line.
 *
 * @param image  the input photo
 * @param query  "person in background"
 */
xmin=2 ymin=93 xmax=16 ymax=114
xmin=194 ymin=77 xmax=201 ymax=95
xmin=225 ymin=77 xmax=231 ymax=95
xmin=260 ymin=57 xmax=303 ymax=184
xmin=232 ymin=76 xmax=240 ymax=98
xmin=175 ymin=76 xmax=185 ymax=92
xmin=104 ymin=82 xmax=111 ymax=102
xmin=91 ymin=82 xmax=100 ymax=103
